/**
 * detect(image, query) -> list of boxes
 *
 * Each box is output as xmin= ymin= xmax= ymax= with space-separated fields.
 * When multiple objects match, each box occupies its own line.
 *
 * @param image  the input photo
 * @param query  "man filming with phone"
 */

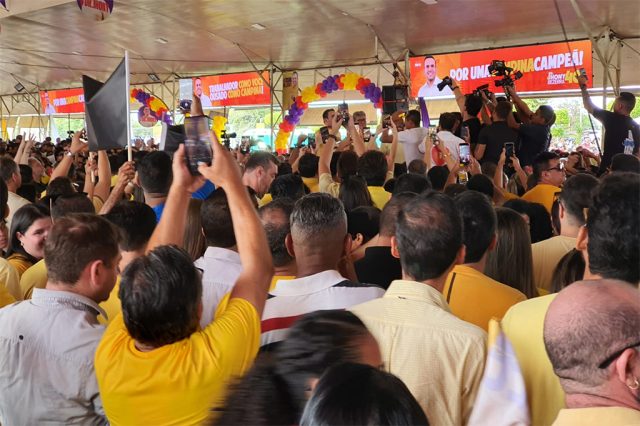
xmin=504 ymin=85 xmax=556 ymax=172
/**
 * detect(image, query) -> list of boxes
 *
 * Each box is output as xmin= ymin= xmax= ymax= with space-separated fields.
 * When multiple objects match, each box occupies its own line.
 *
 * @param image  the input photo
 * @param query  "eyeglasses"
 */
xmin=598 ymin=341 xmax=640 ymax=369
xmin=546 ymin=163 xmax=565 ymax=172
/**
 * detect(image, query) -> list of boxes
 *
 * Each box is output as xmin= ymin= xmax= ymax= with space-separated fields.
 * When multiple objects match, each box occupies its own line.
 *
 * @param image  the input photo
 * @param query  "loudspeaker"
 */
xmin=382 ymin=85 xmax=409 ymax=115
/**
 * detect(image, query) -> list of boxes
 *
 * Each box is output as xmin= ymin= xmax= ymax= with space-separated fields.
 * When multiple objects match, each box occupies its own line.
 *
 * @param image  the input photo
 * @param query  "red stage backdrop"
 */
xmin=40 ymin=88 xmax=86 ymax=114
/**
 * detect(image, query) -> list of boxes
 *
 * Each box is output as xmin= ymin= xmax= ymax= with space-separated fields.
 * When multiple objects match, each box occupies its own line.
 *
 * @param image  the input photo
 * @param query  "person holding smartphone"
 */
xmin=434 ymin=113 xmax=465 ymax=168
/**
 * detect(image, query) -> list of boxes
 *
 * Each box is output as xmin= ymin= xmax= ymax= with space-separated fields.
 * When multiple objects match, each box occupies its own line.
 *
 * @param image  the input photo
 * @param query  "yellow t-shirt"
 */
xmin=499 ymin=294 xmax=564 ymax=426
xmin=532 ymin=236 xmax=577 ymax=292
xmin=521 ymin=183 xmax=560 ymax=214
xmin=95 ymin=298 xmax=261 ymax=426
xmin=443 ymin=265 xmax=527 ymax=331
xmin=368 ymin=186 xmax=391 ymax=210
xmin=0 ymin=258 xmax=21 ymax=301
xmin=19 ymin=259 xmax=47 ymax=300
xmin=301 ymin=177 xmax=320 ymax=193
xmin=7 ymin=254 xmax=34 ymax=279
xmin=98 ymin=277 xmax=122 ymax=325
xmin=0 ymin=284 xmax=15 ymax=308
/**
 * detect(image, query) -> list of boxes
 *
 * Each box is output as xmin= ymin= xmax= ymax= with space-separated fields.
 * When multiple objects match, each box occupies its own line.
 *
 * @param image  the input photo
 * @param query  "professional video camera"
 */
xmin=488 ymin=60 xmax=523 ymax=88
xmin=220 ymin=130 xmax=237 ymax=150
xmin=473 ymin=84 xmax=493 ymax=98
xmin=437 ymin=76 xmax=453 ymax=92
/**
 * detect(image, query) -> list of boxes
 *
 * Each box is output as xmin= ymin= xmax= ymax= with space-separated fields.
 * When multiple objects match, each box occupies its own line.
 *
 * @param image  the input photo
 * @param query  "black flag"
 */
xmin=83 ymin=58 xmax=128 ymax=152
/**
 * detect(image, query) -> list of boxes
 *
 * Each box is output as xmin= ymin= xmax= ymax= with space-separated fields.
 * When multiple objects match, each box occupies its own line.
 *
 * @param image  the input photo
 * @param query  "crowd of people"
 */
xmin=0 ymin=79 xmax=638 ymax=426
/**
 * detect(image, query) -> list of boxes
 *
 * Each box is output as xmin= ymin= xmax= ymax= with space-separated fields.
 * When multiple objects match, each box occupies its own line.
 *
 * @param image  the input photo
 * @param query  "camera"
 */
xmin=488 ymin=59 xmax=523 ymax=88
xmin=179 ymin=99 xmax=193 ymax=113
xmin=220 ymin=130 xmax=236 ymax=149
xmin=437 ymin=76 xmax=453 ymax=92
xmin=473 ymin=84 xmax=492 ymax=98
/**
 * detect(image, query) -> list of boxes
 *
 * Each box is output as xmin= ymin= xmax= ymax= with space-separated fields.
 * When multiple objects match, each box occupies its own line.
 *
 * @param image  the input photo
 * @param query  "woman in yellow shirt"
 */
xmin=6 ymin=204 xmax=52 ymax=277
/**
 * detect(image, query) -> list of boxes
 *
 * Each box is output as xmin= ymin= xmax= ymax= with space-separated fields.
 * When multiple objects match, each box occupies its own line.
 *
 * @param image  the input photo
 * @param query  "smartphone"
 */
xmin=505 ymin=142 xmax=515 ymax=161
xmin=306 ymin=133 xmax=315 ymax=146
xmin=382 ymin=115 xmax=391 ymax=129
xmin=338 ymin=103 xmax=349 ymax=126
xmin=184 ymin=115 xmax=213 ymax=175
xmin=460 ymin=125 xmax=469 ymax=140
xmin=320 ymin=126 xmax=331 ymax=143
xmin=363 ymin=127 xmax=371 ymax=142
xmin=459 ymin=143 xmax=471 ymax=165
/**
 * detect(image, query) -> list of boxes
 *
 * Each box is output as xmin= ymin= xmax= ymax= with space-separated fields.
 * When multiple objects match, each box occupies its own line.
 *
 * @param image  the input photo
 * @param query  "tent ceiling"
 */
xmin=0 ymin=0 xmax=638 ymax=96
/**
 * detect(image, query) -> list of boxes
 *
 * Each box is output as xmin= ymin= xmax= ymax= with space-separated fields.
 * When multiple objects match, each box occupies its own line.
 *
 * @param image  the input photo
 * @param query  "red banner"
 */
xmin=40 ymin=88 xmax=85 ymax=114
xmin=410 ymin=40 xmax=593 ymax=98
xmin=193 ymin=72 xmax=271 ymax=107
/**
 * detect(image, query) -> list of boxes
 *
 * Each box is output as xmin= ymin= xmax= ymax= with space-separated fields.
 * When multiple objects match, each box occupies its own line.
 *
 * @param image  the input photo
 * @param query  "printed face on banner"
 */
xmin=39 ymin=88 xmax=85 ymax=115
xmin=138 ymin=106 xmax=158 ymax=128
xmin=192 ymin=72 xmax=271 ymax=107
xmin=410 ymin=40 xmax=593 ymax=98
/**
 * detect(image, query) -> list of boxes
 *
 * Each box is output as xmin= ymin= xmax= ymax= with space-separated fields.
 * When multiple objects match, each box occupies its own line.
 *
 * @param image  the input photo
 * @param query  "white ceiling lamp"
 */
xmin=420 ymin=0 xmax=438 ymax=4
xmin=251 ymin=23 xmax=267 ymax=30
xmin=155 ymin=37 xmax=168 ymax=44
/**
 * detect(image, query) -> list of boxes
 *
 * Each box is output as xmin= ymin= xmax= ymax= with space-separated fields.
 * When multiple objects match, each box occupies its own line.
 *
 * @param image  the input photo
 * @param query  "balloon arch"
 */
xmin=274 ymin=72 xmax=383 ymax=152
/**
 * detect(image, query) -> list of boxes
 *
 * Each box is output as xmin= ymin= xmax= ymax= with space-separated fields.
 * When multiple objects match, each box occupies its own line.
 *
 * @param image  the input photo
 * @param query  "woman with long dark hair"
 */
xmin=6 ymin=203 xmax=52 ymax=277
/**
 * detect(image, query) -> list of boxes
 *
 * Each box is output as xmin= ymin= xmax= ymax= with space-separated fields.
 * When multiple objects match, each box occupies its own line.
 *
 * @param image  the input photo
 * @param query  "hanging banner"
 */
xmin=193 ymin=71 xmax=271 ymax=108
xmin=410 ymin=40 xmax=593 ymax=98
xmin=77 ymin=0 xmax=114 ymax=21
xmin=282 ymin=71 xmax=298 ymax=111
xmin=39 ymin=88 xmax=85 ymax=115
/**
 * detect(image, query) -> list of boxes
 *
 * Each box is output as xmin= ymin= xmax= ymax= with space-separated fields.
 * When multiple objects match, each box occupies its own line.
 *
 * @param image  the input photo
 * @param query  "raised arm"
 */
xmin=83 ymin=153 xmax=96 ymax=199
xmin=99 ymin=161 xmax=135 ymax=214
xmin=318 ymin=134 xmax=336 ymax=177
xmin=146 ymin=144 xmax=205 ymax=251
xmin=451 ymin=79 xmax=470 ymax=120
xmin=93 ymin=151 xmax=111 ymax=202
xmin=505 ymin=85 xmax=533 ymax=122
xmin=386 ymin=119 xmax=399 ymax=173
xmin=50 ymin=131 xmax=88 ymax=181
xmin=18 ymin=134 xmax=35 ymax=165
xmin=198 ymin=135 xmax=273 ymax=315
xmin=577 ymin=75 xmax=595 ymax=115
xmin=346 ymin=115 xmax=366 ymax=157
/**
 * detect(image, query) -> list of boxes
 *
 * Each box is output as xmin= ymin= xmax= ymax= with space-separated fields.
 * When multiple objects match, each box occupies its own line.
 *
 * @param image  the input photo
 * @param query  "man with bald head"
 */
xmin=544 ymin=280 xmax=640 ymax=425
xmin=259 ymin=193 xmax=384 ymax=350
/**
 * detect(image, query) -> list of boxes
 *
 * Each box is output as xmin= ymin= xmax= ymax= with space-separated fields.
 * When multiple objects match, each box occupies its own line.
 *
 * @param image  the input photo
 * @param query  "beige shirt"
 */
xmin=350 ymin=280 xmax=487 ymax=426
xmin=552 ymin=407 xmax=640 ymax=426
xmin=532 ymin=235 xmax=576 ymax=292
xmin=7 ymin=191 xmax=30 ymax=230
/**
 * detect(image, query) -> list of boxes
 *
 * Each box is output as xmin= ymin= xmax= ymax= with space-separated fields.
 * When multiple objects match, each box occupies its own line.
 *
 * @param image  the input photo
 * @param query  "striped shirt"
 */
xmin=260 ymin=270 xmax=384 ymax=350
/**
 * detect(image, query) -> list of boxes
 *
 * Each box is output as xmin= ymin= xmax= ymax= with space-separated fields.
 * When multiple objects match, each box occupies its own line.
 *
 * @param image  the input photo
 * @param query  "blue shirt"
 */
xmin=153 ymin=180 xmax=215 ymax=222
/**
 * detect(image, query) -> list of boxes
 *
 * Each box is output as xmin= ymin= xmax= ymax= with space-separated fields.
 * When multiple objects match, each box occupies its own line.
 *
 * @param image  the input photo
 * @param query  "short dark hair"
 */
xmin=405 ymin=110 xmax=421 ymax=127
xmin=438 ymin=112 xmax=457 ymax=131
xmin=322 ymin=109 xmax=334 ymax=121
xmin=45 ymin=214 xmax=120 ymax=285
xmin=330 ymin=151 xmax=342 ymax=177
xmin=533 ymin=151 xmax=560 ymax=181
xmin=337 ymin=150 xmax=358 ymax=180
xmin=270 ymin=174 xmax=306 ymax=202
xmin=0 ymin=157 xmax=18 ymax=183
xmin=297 ymin=153 xmax=318 ymax=178
xmin=138 ymin=151 xmax=172 ymax=195
xmin=7 ymin=203 xmax=51 ymax=260
xmin=466 ymin=174 xmax=494 ymax=198
xmin=357 ymin=151 xmax=388 ymax=186
xmin=527 ymin=202 xmax=554 ymax=243
xmin=537 ymin=105 xmax=556 ymax=125
xmin=0 ymin=178 xmax=7 ymax=220
xmin=347 ymin=206 xmax=380 ymax=243
xmin=618 ymin=92 xmax=636 ymax=112
xmin=587 ymin=173 xmax=640 ymax=284
xmin=245 ymin=151 xmax=278 ymax=172
xmin=259 ymin=199 xmax=295 ymax=268
xmin=610 ymin=153 xmax=640 ymax=174
xmin=558 ymin=174 xmax=599 ymax=225
xmin=291 ymin=193 xmax=346 ymax=240
xmin=50 ymin=193 xmax=95 ymax=219
xmin=427 ymin=166 xmax=450 ymax=191
xmin=46 ymin=177 xmax=75 ymax=199
xmin=465 ymin=94 xmax=483 ymax=116
xmin=339 ymin=175 xmax=373 ymax=212
xmin=455 ymin=191 xmax=496 ymax=263
xmin=408 ymin=159 xmax=427 ymax=175
xmin=300 ymin=363 xmax=429 ymax=426
xmin=104 ymin=201 xmax=156 ymax=252
xmin=444 ymin=183 xmax=468 ymax=198
xmin=201 ymin=188 xmax=235 ymax=248
xmin=120 ymin=245 xmax=201 ymax=347
xmin=392 ymin=173 xmax=431 ymax=195
xmin=396 ymin=191 xmax=462 ymax=281
xmin=380 ymin=192 xmax=416 ymax=237
xmin=494 ymin=101 xmax=513 ymax=120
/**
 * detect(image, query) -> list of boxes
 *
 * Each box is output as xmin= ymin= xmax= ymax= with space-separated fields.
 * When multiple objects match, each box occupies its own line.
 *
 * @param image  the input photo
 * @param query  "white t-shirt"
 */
xmin=434 ymin=131 xmax=464 ymax=168
xmin=398 ymin=127 xmax=430 ymax=166
xmin=199 ymin=94 xmax=212 ymax=108
xmin=417 ymin=78 xmax=453 ymax=98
